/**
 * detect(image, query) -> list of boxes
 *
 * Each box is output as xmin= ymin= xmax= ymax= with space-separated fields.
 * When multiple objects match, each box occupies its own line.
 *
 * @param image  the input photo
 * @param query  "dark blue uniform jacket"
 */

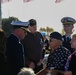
xmin=6 ymin=34 xmax=24 ymax=75
xmin=62 ymin=35 xmax=74 ymax=53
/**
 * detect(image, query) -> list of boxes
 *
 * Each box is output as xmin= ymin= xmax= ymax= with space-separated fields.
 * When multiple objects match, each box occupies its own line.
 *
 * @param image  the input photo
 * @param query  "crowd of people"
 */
xmin=0 ymin=17 xmax=76 ymax=75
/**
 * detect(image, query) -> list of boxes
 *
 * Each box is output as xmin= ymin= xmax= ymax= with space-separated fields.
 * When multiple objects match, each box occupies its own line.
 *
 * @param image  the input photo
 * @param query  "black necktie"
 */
xmin=66 ymin=37 xmax=70 ymax=42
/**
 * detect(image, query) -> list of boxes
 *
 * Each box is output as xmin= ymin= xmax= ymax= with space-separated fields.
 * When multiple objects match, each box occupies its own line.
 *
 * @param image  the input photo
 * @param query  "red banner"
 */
xmin=23 ymin=0 xmax=33 ymax=3
xmin=1 ymin=0 xmax=12 ymax=4
xmin=55 ymin=0 xmax=63 ymax=3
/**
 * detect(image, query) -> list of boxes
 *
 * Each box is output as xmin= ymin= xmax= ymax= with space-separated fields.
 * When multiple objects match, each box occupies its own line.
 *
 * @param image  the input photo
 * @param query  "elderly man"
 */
xmin=61 ymin=17 xmax=76 ymax=53
xmin=21 ymin=19 xmax=44 ymax=73
xmin=47 ymin=32 xmax=71 ymax=71
xmin=18 ymin=67 xmax=35 ymax=75
xmin=6 ymin=21 xmax=29 ymax=75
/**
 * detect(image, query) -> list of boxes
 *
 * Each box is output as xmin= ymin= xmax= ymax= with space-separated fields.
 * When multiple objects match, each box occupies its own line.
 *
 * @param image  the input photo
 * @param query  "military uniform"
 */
xmin=62 ymin=35 xmax=74 ymax=53
xmin=6 ymin=21 xmax=28 ymax=75
xmin=61 ymin=17 xmax=76 ymax=53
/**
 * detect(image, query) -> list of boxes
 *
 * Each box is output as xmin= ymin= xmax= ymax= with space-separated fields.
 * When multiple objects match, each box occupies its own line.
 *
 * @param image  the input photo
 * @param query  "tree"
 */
xmin=61 ymin=29 xmax=65 ymax=35
xmin=46 ymin=26 xmax=54 ymax=36
xmin=2 ymin=17 xmax=19 ymax=37
xmin=39 ymin=27 xmax=46 ymax=32
xmin=46 ymin=26 xmax=54 ymax=32
xmin=39 ymin=26 xmax=54 ymax=37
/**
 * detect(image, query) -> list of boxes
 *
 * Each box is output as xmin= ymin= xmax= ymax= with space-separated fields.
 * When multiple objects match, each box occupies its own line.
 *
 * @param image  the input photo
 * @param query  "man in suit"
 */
xmin=61 ymin=17 xmax=76 ymax=53
xmin=6 ymin=21 xmax=29 ymax=75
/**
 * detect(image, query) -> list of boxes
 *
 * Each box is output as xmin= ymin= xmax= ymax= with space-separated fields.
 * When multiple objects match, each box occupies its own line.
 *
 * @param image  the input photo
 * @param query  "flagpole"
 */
xmin=0 ymin=0 xmax=2 ymax=28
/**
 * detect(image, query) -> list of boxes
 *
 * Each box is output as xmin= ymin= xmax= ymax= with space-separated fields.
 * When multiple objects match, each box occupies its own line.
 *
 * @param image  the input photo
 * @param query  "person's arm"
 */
xmin=60 ymin=53 xmax=76 ymax=75
xmin=64 ymin=71 xmax=72 ymax=75
xmin=24 ymin=55 xmax=32 ymax=66
xmin=51 ymin=70 xmax=72 ymax=75
xmin=29 ymin=62 xmax=35 ymax=69
xmin=68 ymin=54 xmax=76 ymax=75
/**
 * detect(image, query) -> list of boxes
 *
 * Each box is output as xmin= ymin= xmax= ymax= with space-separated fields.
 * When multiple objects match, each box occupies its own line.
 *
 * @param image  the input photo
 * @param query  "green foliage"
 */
xmin=61 ymin=29 xmax=65 ymax=36
xmin=39 ymin=26 xmax=54 ymax=37
xmin=39 ymin=27 xmax=54 ymax=32
xmin=2 ymin=17 xmax=19 ymax=37
xmin=46 ymin=26 xmax=54 ymax=32
xmin=39 ymin=27 xmax=46 ymax=32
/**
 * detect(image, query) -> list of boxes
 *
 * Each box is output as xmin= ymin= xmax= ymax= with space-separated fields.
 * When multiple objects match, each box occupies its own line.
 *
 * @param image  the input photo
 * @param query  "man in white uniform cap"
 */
xmin=6 ymin=21 xmax=29 ymax=75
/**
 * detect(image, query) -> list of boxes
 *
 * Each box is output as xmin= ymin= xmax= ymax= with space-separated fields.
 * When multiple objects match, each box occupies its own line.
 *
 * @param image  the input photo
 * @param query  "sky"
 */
xmin=1 ymin=0 xmax=76 ymax=33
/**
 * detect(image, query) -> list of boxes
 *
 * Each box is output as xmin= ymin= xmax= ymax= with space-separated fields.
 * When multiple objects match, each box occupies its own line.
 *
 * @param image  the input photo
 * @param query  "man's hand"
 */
xmin=37 ymin=59 xmax=43 ymax=66
xmin=64 ymin=71 xmax=72 ymax=75
xmin=29 ymin=62 xmax=35 ymax=69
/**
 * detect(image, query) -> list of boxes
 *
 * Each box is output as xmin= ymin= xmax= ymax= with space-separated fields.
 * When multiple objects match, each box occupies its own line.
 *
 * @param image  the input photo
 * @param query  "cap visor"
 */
xmin=21 ymin=27 xmax=28 ymax=31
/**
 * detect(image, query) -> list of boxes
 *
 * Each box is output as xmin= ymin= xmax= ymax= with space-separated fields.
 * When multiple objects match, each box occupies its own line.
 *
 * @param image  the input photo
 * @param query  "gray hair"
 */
xmin=18 ymin=67 xmax=35 ymax=75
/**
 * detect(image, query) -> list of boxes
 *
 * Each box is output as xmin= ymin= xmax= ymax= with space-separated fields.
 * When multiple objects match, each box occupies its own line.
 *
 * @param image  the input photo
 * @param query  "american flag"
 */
xmin=23 ymin=0 xmax=33 ymax=3
xmin=1 ymin=0 xmax=12 ymax=4
xmin=55 ymin=0 xmax=64 ymax=3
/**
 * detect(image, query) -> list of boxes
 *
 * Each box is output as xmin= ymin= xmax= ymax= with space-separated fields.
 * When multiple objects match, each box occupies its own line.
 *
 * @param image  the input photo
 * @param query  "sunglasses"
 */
xmin=49 ymin=39 xmax=57 ymax=42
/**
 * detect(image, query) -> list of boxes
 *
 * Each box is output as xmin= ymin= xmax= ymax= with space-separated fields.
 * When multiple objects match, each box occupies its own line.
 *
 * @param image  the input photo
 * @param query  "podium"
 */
xmin=36 ymin=68 xmax=48 ymax=75
xmin=36 ymin=68 xmax=64 ymax=75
